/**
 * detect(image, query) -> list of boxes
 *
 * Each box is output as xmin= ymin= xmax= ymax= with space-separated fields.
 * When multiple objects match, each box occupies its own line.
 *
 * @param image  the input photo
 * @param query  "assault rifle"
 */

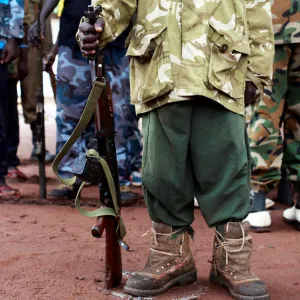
xmin=35 ymin=2 xmax=46 ymax=199
xmin=52 ymin=4 xmax=129 ymax=288
xmin=71 ymin=5 xmax=128 ymax=289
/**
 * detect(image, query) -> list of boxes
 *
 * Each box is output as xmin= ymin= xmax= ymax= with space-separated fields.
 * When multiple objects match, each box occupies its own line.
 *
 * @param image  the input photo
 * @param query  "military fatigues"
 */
xmin=91 ymin=0 xmax=274 ymax=227
xmin=103 ymin=48 xmax=142 ymax=186
xmin=57 ymin=0 xmax=142 ymax=182
xmin=55 ymin=45 xmax=94 ymax=178
xmin=6 ymin=0 xmax=53 ymax=169
xmin=56 ymin=45 xmax=142 ymax=183
xmin=21 ymin=0 xmax=53 ymax=126
xmin=8 ymin=0 xmax=53 ymax=125
xmin=248 ymin=0 xmax=300 ymax=193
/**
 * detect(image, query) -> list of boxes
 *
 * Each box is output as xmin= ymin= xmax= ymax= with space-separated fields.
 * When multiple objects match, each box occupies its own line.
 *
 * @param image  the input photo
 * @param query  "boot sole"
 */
xmin=250 ymin=226 xmax=270 ymax=233
xmin=210 ymin=272 xmax=270 ymax=300
xmin=123 ymin=268 xmax=197 ymax=297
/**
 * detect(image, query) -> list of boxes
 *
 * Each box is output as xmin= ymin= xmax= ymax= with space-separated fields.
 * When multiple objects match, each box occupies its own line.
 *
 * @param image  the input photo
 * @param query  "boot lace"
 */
xmin=215 ymin=224 xmax=251 ymax=266
xmin=142 ymin=227 xmax=185 ymax=257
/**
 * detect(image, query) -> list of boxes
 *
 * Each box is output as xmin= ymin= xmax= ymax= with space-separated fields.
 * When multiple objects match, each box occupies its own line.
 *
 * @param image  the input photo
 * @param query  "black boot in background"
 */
xmin=277 ymin=167 xmax=294 ymax=206
xmin=245 ymin=190 xmax=271 ymax=232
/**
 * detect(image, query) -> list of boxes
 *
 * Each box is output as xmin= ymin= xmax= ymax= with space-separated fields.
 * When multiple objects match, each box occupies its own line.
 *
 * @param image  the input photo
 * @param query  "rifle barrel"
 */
xmin=35 ymin=6 xmax=47 ymax=199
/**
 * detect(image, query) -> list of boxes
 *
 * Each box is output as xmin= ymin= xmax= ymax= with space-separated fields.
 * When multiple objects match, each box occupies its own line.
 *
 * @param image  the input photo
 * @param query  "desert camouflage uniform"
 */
xmin=89 ymin=0 xmax=274 ymax=115
xmin=87 ymin=0 xmax=274 ymax=226
xmin=248 ymin=0 xmax=300 ymax=193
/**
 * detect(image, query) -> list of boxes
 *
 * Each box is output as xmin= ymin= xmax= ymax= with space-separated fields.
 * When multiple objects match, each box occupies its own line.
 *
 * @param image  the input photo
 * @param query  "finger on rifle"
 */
xmin=81 ymin=49 xmax=96 ymax=57
xmin=81 ymin=41 xmax=99 ymax=51
xmin=80 ymin=33 xmax=98 ymax=43
xmin=79 ymin=21 xmax=97 ymax=34
xmin=95 ymin=18 xmax=105 ymax=32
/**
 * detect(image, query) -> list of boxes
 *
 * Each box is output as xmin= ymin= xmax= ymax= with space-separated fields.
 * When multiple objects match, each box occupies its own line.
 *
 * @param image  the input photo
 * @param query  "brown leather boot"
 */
xmin=210 ymin=221 xmax=270 ymax=300
xmin=124 ymin=221 xmax=197 ymax=297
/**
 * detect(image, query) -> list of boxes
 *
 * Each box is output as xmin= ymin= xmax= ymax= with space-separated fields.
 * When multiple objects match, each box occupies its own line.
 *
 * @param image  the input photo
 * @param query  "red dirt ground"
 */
xmin=1 ymin=104 xmax=299 ymax=299
xmin=1 ymin=163 xmax=300 ymax=300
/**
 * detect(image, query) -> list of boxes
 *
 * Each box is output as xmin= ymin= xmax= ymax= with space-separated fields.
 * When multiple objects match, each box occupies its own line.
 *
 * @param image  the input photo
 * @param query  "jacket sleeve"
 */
xmin=245 ymin=0 xmax=274 ymax=90
xmin=91 ymin=0 xmax=137 ymax=49
xmin=9 ymin=0 xmax=24 ymax=39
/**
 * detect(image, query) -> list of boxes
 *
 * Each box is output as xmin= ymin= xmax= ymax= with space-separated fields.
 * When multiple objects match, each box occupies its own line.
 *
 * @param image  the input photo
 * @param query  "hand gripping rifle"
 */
xmin=35 ymin=2 xmax=47 ymax=199
xmin=52 ymin=5 xmax=129 ymax=289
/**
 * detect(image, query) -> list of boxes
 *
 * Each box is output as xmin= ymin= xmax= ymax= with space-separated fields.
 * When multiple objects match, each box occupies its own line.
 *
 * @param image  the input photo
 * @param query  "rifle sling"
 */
xmin=52 ymin=79 xmax=126 ymax=240
xmin=75 ymin=149 xmax=126 ymax=239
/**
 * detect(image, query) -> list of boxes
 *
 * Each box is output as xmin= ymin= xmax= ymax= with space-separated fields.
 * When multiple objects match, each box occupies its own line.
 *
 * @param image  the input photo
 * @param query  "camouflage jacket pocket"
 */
xmin=127 ymin=28 xmax=174 ymax=104
xmin=206 ymin=23 xmax=250 ymax=100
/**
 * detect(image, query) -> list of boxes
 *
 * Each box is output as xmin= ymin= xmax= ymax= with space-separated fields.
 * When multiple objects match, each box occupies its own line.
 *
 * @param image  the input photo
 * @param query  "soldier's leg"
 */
xmin=6 ymin=78 xmax=20 ymax=169
xmin=190 ymin=99 xmax=268 ymax=300
xmin=103 ymin=48 xmax=141 ymax=204
xmin=127 ymin=103 xmax=143 ymax=186
xmin=20 ymin=45 xmax=55 ymax=162
xmin=20 ymin=46 xmax=37 ymax=127
xmin=104 ymin=48 xmax=131 ymax=186
xmin=49 ymin=46 xmax=92 ymax=199
xmin=282 ymin=43 xmax=300 ymax=228
xmin=126 ymin=100 xmax=268 ymax=299
xmin=124 ymin=101 xmax=196 ymax=297
xmin=142 ymin=101 xmax=195 ymax=226
xmin=246 ymin=45 xmax=290 ymax=231
xmin=0 ymin=64 xmax=20 ymax=197
xmin=5 ymin=78 xmax=27 ymax=181
xmin=191 ymin=98 xmax=250 ymax=227
xmin=0 ymin=64 xmax=8 ymax=185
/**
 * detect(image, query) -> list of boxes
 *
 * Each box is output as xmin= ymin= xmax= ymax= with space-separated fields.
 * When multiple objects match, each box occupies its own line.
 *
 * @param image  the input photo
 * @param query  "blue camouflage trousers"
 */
xmin=56 ymin=46 xmax=94 ymax=179
xmin=103 ymin=47 xmax=142 ymax=186
xmin=56 ymin=45 xmax=142 ymax=186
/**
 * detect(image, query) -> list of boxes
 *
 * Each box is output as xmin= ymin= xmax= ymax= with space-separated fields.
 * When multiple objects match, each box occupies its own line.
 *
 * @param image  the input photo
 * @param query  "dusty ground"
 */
xmin=1 ymin=199 xmax=300 ymax=300
xmin=0 ymin=102 xmax=299 ymax=300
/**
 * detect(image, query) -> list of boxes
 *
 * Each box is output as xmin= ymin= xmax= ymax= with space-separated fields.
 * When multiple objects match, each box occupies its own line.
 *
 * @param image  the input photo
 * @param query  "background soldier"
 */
xmin=29 ymin=0 xmax=142 ymax=203
xmin=78 ymin=0 xmax=274 ymax=299
xmin=5 ymin=0 xmax=54 ymax=184
xmin=246 ymin=0 xmax=300 ymax=232
xmin=0 ymin=0 xmax=24 ymax=198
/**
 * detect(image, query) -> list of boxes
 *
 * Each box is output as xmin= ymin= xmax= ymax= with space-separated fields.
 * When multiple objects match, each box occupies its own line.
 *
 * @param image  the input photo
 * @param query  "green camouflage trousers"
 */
xmin=247 ymin=43 xmax=300 ymax=193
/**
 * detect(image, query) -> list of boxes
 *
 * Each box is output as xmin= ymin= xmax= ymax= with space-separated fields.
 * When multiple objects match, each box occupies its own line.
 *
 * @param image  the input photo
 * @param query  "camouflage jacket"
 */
xmin=90 ymin=0 xmax=274 ymax=115
xmin=0 ymin=0 xmax=24 ymax=49
xmin=272 ymin=0 xmax=300 ymax=45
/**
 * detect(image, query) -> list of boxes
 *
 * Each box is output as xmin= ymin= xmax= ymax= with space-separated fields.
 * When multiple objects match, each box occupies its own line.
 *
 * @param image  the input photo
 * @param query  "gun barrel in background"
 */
xmin=35 ymin=6 xmax=47 ymax=200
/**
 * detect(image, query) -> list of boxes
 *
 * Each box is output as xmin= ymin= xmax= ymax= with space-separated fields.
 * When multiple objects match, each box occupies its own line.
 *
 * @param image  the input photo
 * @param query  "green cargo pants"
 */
xmin=142 ymin=98 xmax=251 ymax=228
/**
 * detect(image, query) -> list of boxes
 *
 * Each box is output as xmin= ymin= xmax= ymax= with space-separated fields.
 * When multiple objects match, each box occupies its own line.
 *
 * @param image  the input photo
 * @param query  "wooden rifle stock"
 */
xmin=92 ymin=216 xmax=122 ymax=288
